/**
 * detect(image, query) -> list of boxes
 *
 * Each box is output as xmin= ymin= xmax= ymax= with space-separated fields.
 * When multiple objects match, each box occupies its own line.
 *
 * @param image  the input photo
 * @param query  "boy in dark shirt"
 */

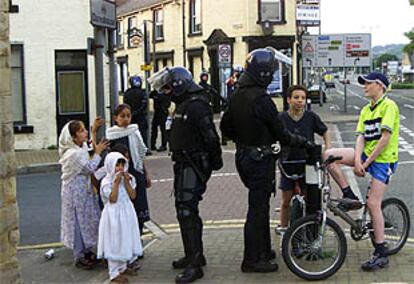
xmin=277 ymin=85 xmax=330 ymax=233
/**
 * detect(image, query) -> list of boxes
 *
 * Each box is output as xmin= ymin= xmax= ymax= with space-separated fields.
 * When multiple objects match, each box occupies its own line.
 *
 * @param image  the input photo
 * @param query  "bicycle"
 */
xmin=281 ymin=155 xmax=411 ymax=281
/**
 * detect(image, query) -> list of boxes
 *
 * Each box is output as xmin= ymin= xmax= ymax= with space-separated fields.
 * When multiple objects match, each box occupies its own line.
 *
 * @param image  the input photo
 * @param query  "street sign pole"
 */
xmin=94 ymin=26 xmax=106 ymax=140
xmin=143 ymin=20 xmax=151 ymax=147
xmin=344 ymin=67 xmax=347 ymax=112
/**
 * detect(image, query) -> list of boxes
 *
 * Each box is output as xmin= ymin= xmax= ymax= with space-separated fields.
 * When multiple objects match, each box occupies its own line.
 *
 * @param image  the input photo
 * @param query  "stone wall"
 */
xmin=0 ymin=0 xmax=22 ymax=282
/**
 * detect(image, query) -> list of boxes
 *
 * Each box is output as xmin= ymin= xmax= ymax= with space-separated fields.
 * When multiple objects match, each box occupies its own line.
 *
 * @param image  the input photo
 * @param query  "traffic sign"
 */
xmin=343 ymin=34 xmax=371 ymax=67
xmin=302 ymin=35 xmax=316 ymax=67
xmin=301 ymin=33 xmax=371 ymax=67
xmin=316 ymin=34 xmax=344 ymax=67
xmin=218 ymin=44 xmax=232 ymax=67
xmin=296 ymin=4 xmax=320 ymax=26
xmin=90 ymin=0 xmax=116 ymax=29
xmin=141 ymin=64 xmax=152 ymax=71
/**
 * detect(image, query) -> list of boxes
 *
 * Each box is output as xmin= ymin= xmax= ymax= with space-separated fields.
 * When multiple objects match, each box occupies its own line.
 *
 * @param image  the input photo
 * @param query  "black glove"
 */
xmin=304 ymin=141 xmax=317 ymax=151
xmin=289 ymin=133 xmax=307 ymax=147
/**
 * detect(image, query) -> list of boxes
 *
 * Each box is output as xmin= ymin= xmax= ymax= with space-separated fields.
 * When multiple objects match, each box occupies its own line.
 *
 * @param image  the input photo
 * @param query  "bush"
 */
xmin=391 ymin=83 xmax=414 ymax=89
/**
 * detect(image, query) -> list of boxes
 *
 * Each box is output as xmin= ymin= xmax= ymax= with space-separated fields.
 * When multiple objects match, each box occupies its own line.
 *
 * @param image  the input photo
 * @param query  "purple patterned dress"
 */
xmin=60 ymin=154 xmax=101 ymax=251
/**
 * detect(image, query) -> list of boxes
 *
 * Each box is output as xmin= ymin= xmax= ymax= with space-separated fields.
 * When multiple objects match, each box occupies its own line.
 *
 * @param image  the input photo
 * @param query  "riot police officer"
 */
xmin=148 ymin=66 xmax=223 ymax=283
xmin=220 ymin=48 xmax=314 ymax=273
xmin=149 ymin=90 xmax=171 ymax=152
xmin=198 ymin=70 xmax=226 ymax=109
xmin=123 ymin=75 xmax=151 ymax=153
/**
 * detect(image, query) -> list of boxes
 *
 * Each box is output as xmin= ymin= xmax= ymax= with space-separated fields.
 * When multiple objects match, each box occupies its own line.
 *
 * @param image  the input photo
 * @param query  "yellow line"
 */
xmin=17 ymin=218 xmax=414 ymax=250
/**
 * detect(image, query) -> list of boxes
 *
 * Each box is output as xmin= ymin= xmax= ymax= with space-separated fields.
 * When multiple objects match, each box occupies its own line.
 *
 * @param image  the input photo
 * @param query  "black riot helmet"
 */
xmin=200 ymin=70 xmax=209 ymax=82
xmin=244 ymin=47 xmax=278 ymax=87
xmin=148 ymin=66 xmax=194 ymax=98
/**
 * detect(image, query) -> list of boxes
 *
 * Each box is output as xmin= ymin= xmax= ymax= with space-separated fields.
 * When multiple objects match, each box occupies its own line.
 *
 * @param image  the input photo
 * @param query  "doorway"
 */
xmin=55 ymin=50 xmax=89 ymax=139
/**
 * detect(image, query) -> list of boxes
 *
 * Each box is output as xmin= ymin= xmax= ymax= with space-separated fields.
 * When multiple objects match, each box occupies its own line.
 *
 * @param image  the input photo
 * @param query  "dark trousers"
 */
xmin=150 ymin=114 xmax=167 ymax=148
xmin=136 ymin=118 xmax=149 ymax=148
xmin=236 ymin=149 xmax=276 ymax=264
xmin=173 ymin=162 xmax=208 ymax=267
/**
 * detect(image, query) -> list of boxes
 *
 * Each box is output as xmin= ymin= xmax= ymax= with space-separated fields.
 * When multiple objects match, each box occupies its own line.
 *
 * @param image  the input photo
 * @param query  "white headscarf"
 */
xmin=106 ymin=124 xmax=147 ymax=173
xmin=101 ymin=152 xmax=129 ymax=189
xmin=58 ymin=121 xmax=90 ymax=186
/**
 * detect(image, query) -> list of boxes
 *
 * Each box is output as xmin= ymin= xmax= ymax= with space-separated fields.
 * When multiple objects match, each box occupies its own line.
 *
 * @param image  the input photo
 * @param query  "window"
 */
xmin=11 ymin=44 xmax=26 ymax=123
xmin=154 ymin=9 xmax=164 ymax=40
xmin=128 ymin=16 xmax=137 ymax=48
xmin=116 ymin=21 xmax=124 ymax=48
xmin=258 ymin=0 xmax=285 ymax=23
xmin=190 ymin=0 xmax=202 ymax=34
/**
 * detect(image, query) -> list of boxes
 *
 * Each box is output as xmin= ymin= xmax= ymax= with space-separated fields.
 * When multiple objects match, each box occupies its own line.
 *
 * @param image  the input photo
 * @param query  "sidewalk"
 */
xmin=16 ymin=100 xmax=405 ymax=284
xmin=18 ymin=227 xmax=414 ymax=283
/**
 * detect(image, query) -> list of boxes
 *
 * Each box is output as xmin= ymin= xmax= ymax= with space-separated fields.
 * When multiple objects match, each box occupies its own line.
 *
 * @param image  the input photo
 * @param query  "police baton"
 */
xmin=182 ymin=150 xmax=208 ymax=183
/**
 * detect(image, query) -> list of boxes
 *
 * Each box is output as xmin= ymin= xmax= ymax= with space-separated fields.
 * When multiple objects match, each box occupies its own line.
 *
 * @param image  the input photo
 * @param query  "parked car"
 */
xmin=308 ymin=84 xmax=327 ymax=104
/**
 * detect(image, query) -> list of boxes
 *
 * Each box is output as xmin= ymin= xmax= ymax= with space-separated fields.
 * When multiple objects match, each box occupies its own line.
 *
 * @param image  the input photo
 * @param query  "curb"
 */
xmin=17 ymin=163 xmax=60 ymax=175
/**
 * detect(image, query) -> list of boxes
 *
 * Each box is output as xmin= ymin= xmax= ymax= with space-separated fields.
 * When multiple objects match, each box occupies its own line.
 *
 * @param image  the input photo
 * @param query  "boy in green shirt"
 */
xmin=324 ymin=72 xmax=399 ymax=271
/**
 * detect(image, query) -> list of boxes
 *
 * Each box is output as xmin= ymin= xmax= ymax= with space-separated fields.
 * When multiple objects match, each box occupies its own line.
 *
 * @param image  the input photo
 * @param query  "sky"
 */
xmin=310 ymin=0 xmax=414 ymax=47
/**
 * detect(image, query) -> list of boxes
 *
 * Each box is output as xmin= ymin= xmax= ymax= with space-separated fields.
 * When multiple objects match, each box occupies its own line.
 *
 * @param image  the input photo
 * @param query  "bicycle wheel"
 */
xmin=369 ymin=198 xmax=410 ymax=255
xmin=282 ymin=215 xmax=347 ymax=281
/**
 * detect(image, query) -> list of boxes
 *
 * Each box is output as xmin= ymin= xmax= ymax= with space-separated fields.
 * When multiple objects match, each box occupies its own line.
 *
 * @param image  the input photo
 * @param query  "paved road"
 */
xmin=328 ymin=81 xmax=414 ymax=236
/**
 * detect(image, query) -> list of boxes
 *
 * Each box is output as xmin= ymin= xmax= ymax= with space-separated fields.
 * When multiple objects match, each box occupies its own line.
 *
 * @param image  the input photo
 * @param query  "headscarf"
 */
xmin=58 ymin=121 xmax=90 ymax=186
xmin=106 ymin=124 xmax=147 ymax=173
xmin=100 ymin=152 xmax=129 ymax=190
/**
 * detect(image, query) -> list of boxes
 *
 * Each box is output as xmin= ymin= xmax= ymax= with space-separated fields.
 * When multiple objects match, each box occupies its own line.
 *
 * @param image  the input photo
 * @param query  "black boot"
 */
xmin=241 ymin=260 xmax=279 ymax=273
xmin=172 ymin=255 xmax=207 ymax=269
xmin=175 ymin=266 xmax=204 ymax=283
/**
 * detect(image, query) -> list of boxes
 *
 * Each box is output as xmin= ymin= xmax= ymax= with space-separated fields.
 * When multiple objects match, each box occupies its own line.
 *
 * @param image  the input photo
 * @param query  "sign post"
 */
xmin=218 ymin=44 xmax=232 ymax=110
xmin=90 ymin=0 xmax=116 ymax=138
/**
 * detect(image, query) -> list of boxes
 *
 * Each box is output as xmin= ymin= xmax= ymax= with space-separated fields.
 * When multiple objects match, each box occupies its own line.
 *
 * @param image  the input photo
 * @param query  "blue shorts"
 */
xmin=361 ymin=153 xmax=398 ymax=185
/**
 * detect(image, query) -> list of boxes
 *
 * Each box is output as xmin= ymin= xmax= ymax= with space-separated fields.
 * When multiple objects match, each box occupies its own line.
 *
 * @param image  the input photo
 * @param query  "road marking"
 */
xmin=400 ymin=114 xmax=406 ymax=120
xmin=144 ymin=220 xmax=168 ymax=239
xmin=404 ymin=104 xmax=414 ymax=109
xmin=352 ymin=105 xmax=360 ymax=110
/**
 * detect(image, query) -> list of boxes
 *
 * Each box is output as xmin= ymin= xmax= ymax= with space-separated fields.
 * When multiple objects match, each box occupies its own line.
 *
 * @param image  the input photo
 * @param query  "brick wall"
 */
xmin=0 ymin=0 xmax=22 ymax=282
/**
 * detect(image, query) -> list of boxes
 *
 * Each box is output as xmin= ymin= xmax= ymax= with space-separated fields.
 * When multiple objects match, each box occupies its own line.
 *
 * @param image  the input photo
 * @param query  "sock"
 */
xmin=374 ymin=242 xmax=387 ymax=257
xmin=342 ymin=186 xmax=358 ymax=200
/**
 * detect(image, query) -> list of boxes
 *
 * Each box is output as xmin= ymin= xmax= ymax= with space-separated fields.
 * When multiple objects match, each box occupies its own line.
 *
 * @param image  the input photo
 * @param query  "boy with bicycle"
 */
xmin=324 ymin=72 xmax=399 ymax=271
xmin=276 ymin=85 xmax=331 ymax=234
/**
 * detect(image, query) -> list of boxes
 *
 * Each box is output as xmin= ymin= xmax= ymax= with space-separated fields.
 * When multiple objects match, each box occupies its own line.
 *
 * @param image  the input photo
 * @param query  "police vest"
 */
xmin=170 ymin=94 xmax=210 ymax=152
xmin=230 ymin=87 xmax=274 ymax=146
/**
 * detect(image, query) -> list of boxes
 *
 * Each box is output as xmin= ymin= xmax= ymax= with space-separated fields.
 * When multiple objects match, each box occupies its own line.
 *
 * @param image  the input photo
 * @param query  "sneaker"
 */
xmin=361 ymin=253 xmax=389 ymax=271
xmin=275 ymin=225 xmax=287 ymax=235
xmin=338 ymin=198 xmax=363 ymax=212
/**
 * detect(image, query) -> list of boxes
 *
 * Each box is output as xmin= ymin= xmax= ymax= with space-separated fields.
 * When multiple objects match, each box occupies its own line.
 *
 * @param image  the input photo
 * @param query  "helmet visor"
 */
xmin=147 ymin=67 xmax=171 ymax=92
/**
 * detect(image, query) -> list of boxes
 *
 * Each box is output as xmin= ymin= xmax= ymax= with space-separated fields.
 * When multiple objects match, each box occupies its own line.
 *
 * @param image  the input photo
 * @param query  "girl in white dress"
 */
xmin=97 ymin=152 xmax=143 ymax=283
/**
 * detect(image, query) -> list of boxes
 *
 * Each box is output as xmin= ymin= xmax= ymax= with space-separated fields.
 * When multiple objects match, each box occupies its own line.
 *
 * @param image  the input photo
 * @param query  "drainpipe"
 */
xmin=182 ymin=0 xmax=186 ymax=67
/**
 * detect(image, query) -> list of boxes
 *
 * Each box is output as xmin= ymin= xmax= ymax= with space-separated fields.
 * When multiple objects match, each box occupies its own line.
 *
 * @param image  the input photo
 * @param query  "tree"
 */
xmin=403 ymin=30 xmax=414 ymax=67
xmin=374 ymin=53 xmax=399 ymax=69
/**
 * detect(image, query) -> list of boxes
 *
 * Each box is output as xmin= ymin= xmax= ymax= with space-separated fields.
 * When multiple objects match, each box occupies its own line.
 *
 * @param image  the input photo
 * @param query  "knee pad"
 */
xmin=176 ymin=204 xmax=193 ymax=222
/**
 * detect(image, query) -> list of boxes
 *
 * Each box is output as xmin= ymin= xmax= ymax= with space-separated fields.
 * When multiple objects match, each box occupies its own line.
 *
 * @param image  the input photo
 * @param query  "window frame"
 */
xmin=189 ymin=0 xmax=202 ymax=36
xmin=127 ymin=16 xmax=138 ymax=48
xmin=257 ymin=0 xmax=286 ymax=25
xmin=153 ymin=8 xmax=164 ymax=42
xmin=116 ymin=20 xmax=124 ymax=48
xmin=10 ymin=43 xmax=27 ymax=125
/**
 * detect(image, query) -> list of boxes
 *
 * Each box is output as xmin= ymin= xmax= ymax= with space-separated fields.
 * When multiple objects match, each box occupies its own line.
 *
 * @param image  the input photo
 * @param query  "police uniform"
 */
xmin=123 ymin=81 xmax=149 ymax=147
xmin=220 ymin=48 xmax=310 ymax=273
xmin=149 ymin=90 xmax=171 ymax=151
xmin=149 ymin=67 xmax=223 ymax=283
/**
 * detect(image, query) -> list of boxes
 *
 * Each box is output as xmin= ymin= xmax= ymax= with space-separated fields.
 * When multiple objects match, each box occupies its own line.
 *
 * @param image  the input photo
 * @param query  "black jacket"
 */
xmin=220 ymin=73 xmax=304 ymax=147
xmin=123 ymin=87 xmax=148 ymax=124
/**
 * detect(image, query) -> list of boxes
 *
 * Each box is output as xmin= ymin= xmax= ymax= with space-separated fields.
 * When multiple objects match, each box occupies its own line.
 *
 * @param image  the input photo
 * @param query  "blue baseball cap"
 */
xmin=357 ymin=72 xmax=389 ymax=90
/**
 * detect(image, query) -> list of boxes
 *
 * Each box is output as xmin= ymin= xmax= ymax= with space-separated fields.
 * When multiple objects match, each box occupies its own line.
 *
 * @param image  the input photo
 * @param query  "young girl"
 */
xmin=59 ymin=120 xmax=108 ymax=269
xmin=97 ymin=152 xmax=143 ymax=283
xmin=103 ymin=104 xmax=151 ymax=235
